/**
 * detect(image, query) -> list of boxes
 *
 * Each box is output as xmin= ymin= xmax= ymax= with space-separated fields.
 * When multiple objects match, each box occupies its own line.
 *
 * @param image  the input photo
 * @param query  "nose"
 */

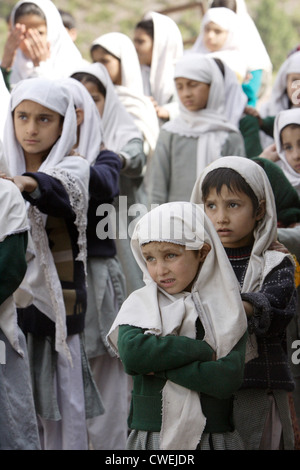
xmin=26 ymin=119 xmax=38 ymax=135
xmin=292 ymin=147 xmax=300 ymax=160
xmin=156 ymin=260 xmax=169 ymax=276
xmin=216 ymin=208 xmax=229 ymax=225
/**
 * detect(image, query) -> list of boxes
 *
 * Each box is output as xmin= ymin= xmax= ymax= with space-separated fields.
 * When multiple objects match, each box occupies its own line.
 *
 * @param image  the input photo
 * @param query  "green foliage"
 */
xmin=253 ymin=0 xmax=299 ymax=71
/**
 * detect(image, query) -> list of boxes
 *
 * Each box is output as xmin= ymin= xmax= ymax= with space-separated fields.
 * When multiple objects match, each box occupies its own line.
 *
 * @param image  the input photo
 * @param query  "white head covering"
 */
xmin=61 ymin=77 xmax=103 ymax=165
xmin=3 ymin=77 xmax=90 ymax=361
xmin=71 ymin=62 xmax=142 ymax=153
xmin=163 ymin=54 xmax=241 ymax=176
xmin=191 ymin=7 xmax=247 ymax=82
xmin=260 ymin=51 xmax=300 ymax=117
xmin=235 ymin=0 xmax=272 ymax=73
xmin=91 ymin=33 xmax=159 ymax=155
xmin=0 ymin=69 xmax=10 ymax=141
xmin=10 ymin=0 xmax=84 ymax=86
xmin=140 ymin=11 xmax=184 ymax=106
xmin=274 ymin=108 xmax=300 ymax=195
xmin=108 ymin=201 xmax=247 ymax=450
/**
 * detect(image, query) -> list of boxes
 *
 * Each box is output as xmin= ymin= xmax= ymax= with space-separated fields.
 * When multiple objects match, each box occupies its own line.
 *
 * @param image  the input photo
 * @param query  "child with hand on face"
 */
xmin=191 ymin=156 xmax=297 ymax=450
xmin=107 ymin=201 xmax=248 ymax=450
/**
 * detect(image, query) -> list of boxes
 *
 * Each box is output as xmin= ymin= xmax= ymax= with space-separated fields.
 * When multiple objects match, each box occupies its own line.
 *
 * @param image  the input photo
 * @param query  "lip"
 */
xmin=218 ymin=229 xmax=232 ymax=236
xmin=24 ymin=139 xmax=39 ymax=144
xmin=159 ymin=278 xmax=176 ymax=287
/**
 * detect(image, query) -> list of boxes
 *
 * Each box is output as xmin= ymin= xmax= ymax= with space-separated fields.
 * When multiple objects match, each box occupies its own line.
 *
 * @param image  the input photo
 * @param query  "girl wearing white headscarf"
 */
xmin=191 ymin=7 xmax=247 ymax=85
xmin=3 ymin=77 xmax=103 ymax=450
xmin=273 ymin=108 xmax=300 ymax=196
xmin=134 ymin=11 xmax=184 ymax=124
xmin=71 ymin=62 xmax=146 ymax=296
xmin=90 ymin=32 xmax=159 ymax=161
xmin=4 ymin=0 xmax=83 ymax=88
xmin=0 ymin=151 xmax=40 ymax=448
xmin=148 ymin=53 xmax=245 ymax=206
xmin=62 ymin=77 xmax=129 ymax=450
xmin=107 ymin=201 xmax=248 ymax=450
xmin=191 ymin=156 xmax=296 ymax=449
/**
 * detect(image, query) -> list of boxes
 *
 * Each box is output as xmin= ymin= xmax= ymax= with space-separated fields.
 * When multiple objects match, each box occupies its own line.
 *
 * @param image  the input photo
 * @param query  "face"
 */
xmin=203 ymin=21 xmax=228 ymax=52
xmin=281 ymin=125 xmax=300 ymax=173
xmin=175 ymin=77 xmax=210 ymax=111
xmin=287 ymin=73 xmax=300 ymax=107
xmin=16 ymin=14 xmax=47 ymax=58
xmin=133 ymin=27 xmax=153 ymax=66
xmin=13 ymin=100 xmax=63 ymax=164
xmin=91 ymin=47 xmax=122 ymax=85
xmin=204 ymin=185 xmax=265 ymax=248
xmin=141 ymin=241 xmax=209 ymax=294
xmin=82 ymin=81 xmax=105 ymax=117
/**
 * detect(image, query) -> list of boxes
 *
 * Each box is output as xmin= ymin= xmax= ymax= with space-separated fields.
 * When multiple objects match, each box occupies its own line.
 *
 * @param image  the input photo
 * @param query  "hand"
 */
xmin=149 ymin=96 xmax=170 ymax=121
xmin=268 ymin=240 xmax=289 ymax=254
xmin=23 ymin=29 xmax=50 ymax=66
xmin=1 ymin=23 xmax=26 ymax=70
xmin=12 ymin=175 xmax=38 ymax=193
xmin=244 ymin=106 xmax=263 ymax=127
xmin=258 ymin=143 xmax=279 ymax=162
xmin=242 ymin=300 xmax=254 ymax=317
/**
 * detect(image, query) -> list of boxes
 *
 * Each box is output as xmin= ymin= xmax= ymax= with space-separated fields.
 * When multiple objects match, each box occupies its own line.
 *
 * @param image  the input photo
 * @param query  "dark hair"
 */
xmin=15 ymin=2 xmax=46 ymax=23
xmin=201 ymin=167 xmax=259 ymax=214
xmin=90 ymin=44 xmax=120 ymax=62
xmin=210 ymin=0 xmax=237 ymax=12
xmin=280 ymin=123 xmax=300 ymax=143
xmin=58 ymin=9 xmax=76 ymax=30
xmin=135 ymin=18 xmax=154 ymax=39
xmin=71 ymin=72 xmax=107 ymax=98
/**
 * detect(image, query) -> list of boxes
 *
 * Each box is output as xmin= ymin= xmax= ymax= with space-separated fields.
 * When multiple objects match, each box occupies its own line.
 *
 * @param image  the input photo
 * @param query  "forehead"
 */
xmin=204 ymin=21 xmax=227 ymax=32
xmin=141 ymin=241 xmax=184 ymax=252
xmin=16 ymin=14 xmax=47 ymax=30
xmin=206 ymin=184 xmax=250 ymax=200
xmin=281 ymin=124 xmax=300 ymax=140
xmin=14 ymin=99 xmax=58 ymax=116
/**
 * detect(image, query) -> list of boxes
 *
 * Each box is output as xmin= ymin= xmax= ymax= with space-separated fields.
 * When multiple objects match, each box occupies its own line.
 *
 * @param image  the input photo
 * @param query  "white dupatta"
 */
xmin=3 ymin=77 xmax=90 ymax=361
xmin=108 ymin=202 xmax=247 ymax=449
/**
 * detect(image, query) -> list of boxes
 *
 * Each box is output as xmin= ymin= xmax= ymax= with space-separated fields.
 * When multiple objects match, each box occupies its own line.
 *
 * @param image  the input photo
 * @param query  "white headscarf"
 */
xmin=163 ymin=54 xmax=241 ymax=176
xmin=91 ymin=33 xmax=159 ymax=155
xmin=3 ymin=77 xmax=90 ymax=361
xmin=71 ymin=62 xmax=142 ymax=153
xmin=0 ymin=70 xmax=10 ymax=141
xmin=61 ymin=77 xmax=103 ymax=165
xmin=0 ymin=178 xmax=29 ymax=355
xmin=140 ymin=11 xmax=184 ymax=106
xmin=10 ymin=0 xmax=84 ymax=86
xmin=274 ymin=108 xmax=300 ymax=195
xmin=108 ymin=201 xmax=247 ymax=450
xmin=260 ymin=51 xmax=300 ymax=117
xmin=191 ymin=7 xmax=247 ymax=83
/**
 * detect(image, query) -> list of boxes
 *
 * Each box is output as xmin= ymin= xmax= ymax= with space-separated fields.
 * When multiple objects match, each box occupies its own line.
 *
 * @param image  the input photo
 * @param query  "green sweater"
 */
xmin=118 ymin=321 xmax=247 ymax=435
xmin=0 ymin=233 xmax=28 ymax=305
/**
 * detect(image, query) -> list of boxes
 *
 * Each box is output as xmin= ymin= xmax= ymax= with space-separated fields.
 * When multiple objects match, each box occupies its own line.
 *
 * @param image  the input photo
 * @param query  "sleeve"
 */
xmin=117 ymin=324 xmax=214 ymax=376
xmin=160 ymin=332 xmax=247 ymax=400
xmin=89 ymin=149 xmax=122 ymax=201
xmin=241 ymin=256 xmax=297 ymax=337
xmin=0 ymin=232 xmax=28 ymax=305
xmin=148 ymin=129 xmax=172 ymax=205
xmin=239 ymin=114 xmax=263 ymax=158
xmin=22 ymin=171 xmax=75 ymax=219
xmin=119 ymin=138 xmax=146 ymax=178
xmin=242 ymin=69 xmax=263 ymax=107
xmin=261 ymin=116 xmax=275 ymax=137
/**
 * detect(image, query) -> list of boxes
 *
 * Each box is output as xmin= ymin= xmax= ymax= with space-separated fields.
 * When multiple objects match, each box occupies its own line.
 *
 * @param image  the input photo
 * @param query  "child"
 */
xmin=71 ymin=62 xmax=146 ymax=295
xmin=1 ymin=0 xmax=83 ymax=89
xmin=272 ymin=108 xmax=300 ymax=196
xmin=0 ymin=152 xmax=40 ymax=450
xmin=133 ymin=11 xmax=183 ymax=124
xmin=63 ymin=77 xmax=129 ymax=450
xmin=148 ymin=53 xmax=245 ymax=206
xmin=191 ymin=156 xmax=297 ymax=449
xmin=90 ymin=32 xmax=159 ymax=164
xmin=2 ymin=77 xmax=103 ymax=450
xmin=107 ymin=201 xmax=248 ymax=450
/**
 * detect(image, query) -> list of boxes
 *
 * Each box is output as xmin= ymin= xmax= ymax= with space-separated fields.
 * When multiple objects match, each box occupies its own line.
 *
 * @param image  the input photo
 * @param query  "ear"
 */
xmin=75 ymin=108 xmax=84 ymax=126
xmin=198 ymin=242 xmax=211 ymax=263
xmin=256 ymin=199 xmax=266 ymax=221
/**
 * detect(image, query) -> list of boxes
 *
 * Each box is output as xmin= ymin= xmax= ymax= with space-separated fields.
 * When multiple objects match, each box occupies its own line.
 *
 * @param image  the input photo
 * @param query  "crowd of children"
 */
xmin=0 ymin=0 xmax=300 ymax=451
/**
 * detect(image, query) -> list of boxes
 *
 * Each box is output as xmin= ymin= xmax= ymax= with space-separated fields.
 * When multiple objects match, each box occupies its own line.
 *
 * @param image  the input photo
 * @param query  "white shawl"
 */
xmin=91 ymin=33 xmax=159 ymax=155
xmin=10 ymin=0 xmax=84 ymax=86
xmin=108 ymin=201 xmax=247 ymax=450
xmin=3 ymin=77 xmax=90 ymax=361
xmin=71 ymin=62 xmax=142 ymax=154
xmin=0 ymin=178 xmax=29 ymax=356
xmin=0 ymin=69 xmax=10 ymax=141
xmin=61 ymin=77 xmax=103 ymax=165
xmin=191 ymin=7 xmax=247 ymax=83
xmin=163 ymin=54 xmax=241 ymax=177
xmin=140 ymin=11 xmax=184 ymax=106
xmin=273 ymin=108 xmax=300 ymax=196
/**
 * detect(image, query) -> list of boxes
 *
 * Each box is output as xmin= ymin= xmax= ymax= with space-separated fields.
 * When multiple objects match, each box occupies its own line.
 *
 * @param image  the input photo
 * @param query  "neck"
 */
xmin=24 ymin=152 xmax=47 ymax=172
